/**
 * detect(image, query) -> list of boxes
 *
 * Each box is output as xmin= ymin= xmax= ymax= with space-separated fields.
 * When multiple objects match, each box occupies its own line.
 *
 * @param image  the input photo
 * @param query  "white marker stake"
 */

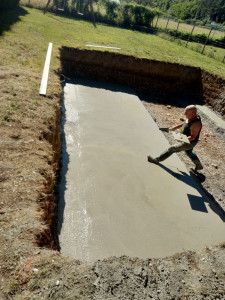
xmin=39 ymin=42 xmax=53 ymax=96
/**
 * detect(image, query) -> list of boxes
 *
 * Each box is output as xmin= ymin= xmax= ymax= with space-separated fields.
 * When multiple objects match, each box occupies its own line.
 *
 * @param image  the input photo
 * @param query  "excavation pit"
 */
xmin=56 ymin=48 xmax=225 ymax=262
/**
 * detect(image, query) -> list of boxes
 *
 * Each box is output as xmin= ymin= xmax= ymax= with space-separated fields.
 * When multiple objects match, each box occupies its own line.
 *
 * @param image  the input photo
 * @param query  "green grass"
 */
xmin=1 ymin=6 xmax=225 ymax=78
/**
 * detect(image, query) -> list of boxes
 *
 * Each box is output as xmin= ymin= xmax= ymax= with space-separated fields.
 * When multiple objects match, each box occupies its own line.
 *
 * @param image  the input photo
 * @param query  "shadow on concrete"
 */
xmin=0 ymin=6 xmax=28 ymax=36
xmin=187 ymin=194 xmax=208 ymax=213
xmin=55 ymin=85 xmax=69 ymax=251
xmin=159 ymin=164 xmax=225 ymax=222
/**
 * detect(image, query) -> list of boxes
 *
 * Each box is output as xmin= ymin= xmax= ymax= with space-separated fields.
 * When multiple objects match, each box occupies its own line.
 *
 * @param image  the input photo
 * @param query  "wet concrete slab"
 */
xmin=58 ymin=79 xmax=225 ymax=262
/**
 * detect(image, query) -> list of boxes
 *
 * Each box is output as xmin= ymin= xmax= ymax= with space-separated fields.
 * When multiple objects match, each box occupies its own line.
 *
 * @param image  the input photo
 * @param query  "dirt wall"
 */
xmin=59 ymin=47 xmax=203 ymax=103
xmin=59 ymin=47 xmax=225 ymax=118
xmin=202 ymin=71 xmax=225 ymax=118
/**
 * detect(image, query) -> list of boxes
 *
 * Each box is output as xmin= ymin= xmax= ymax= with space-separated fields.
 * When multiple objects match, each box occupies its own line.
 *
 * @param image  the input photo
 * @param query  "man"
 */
xmin=147 ymin=105 xmax=203 ymax=171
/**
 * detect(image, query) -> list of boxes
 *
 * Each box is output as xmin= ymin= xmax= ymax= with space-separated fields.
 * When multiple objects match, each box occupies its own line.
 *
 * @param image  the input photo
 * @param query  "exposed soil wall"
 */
xmin=59 ymin=47 xmax=203 ymax=103
xmin=59 ymin=47 xmax=225 ymax=118
xmin=202 ymin=71 xmax=225 ymax=118
xmin=36 ymin=103 xmax=61 ymax=249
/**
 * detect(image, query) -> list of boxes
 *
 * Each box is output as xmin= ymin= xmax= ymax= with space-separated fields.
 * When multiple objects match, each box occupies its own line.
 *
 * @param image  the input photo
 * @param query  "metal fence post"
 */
xmin=155 ymin=15 xmax=159 ymax=28
xmin=165 ymin=17 xmax=170 ymax=29
xmin=174 ymin=21 xmax=180 ymax=38
xmin=201 ymin=28 xmax=213 ymax=54
xmin=185 ymin=24 xmax=195 ymax=47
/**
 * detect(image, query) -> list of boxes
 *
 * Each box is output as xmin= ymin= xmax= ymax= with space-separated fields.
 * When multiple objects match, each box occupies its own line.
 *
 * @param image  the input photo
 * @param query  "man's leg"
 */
xmin=185 ymin=149 xmax=203 ymax=171
xmin=148 ymin=143 xmax=193 ymax=164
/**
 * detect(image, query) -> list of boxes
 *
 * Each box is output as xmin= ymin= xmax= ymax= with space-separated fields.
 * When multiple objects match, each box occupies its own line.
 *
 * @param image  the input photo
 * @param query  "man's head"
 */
xmin=184 ymin=105 xmax=197 ymax=119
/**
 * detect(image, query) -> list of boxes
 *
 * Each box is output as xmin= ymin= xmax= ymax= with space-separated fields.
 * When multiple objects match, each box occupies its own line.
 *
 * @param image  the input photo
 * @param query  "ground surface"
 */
xmin=1 ymin=71 xmax=225 ymax=298
xmin=1 ymin=6 xmax=225 ymax=299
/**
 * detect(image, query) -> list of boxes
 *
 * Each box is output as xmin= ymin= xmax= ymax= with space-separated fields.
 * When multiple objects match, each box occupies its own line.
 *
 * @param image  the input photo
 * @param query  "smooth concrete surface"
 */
xmin=58 ymin=79 xmax=225 ymax=262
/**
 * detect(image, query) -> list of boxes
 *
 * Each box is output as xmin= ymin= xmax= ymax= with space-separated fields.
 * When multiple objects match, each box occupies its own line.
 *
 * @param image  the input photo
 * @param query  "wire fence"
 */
xmin=132 ymin=17 xmax=225 ymax=63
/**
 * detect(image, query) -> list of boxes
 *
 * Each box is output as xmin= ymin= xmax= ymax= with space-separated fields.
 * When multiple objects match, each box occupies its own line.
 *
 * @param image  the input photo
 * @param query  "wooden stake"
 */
xmin=39 ymin=43 xmax=53 ymax=96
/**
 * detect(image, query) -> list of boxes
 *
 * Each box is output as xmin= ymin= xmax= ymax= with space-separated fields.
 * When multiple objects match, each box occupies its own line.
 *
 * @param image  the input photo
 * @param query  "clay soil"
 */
xmin=1 ymin=63 xmax=225 ymax=299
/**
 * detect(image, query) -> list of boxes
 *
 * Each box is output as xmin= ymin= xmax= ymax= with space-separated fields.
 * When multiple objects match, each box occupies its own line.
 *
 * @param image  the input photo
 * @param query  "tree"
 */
xmin=0 ymin=0 xmax=20 ymax=11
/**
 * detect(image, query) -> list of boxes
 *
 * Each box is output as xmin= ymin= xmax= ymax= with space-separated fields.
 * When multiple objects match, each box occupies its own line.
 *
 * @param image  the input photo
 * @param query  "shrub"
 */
xmin=121 ymin=4 xmax=156 ymax=27
xmin=104 ymin=0 xmax=119 ymax=20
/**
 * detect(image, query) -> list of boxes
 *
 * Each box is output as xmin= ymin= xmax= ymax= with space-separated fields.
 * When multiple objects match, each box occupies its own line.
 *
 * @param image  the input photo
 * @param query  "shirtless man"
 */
xmin=147 ymin=105 xmax=203 ymax=171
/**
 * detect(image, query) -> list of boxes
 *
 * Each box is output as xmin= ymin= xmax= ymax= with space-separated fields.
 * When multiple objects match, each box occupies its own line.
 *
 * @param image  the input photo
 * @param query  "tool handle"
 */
xmin=159 ymin=127 xmax=169 ymax=133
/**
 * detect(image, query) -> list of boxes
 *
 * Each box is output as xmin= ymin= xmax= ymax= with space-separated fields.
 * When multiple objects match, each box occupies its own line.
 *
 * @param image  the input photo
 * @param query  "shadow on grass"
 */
xmin=0 ymin=6 xmax=28 ymax=36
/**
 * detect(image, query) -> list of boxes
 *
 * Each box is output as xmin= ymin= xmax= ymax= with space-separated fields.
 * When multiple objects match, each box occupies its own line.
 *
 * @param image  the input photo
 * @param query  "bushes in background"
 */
xmin=121 ymin=4 xmax=156 ymax=27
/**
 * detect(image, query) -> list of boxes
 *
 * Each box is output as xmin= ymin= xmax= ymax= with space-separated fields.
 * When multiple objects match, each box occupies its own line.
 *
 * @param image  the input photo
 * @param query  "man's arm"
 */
xmin=188 ymin=121 xmax=202 ymax=141
xmin=169 ymin=123 xmax=183 ymax=131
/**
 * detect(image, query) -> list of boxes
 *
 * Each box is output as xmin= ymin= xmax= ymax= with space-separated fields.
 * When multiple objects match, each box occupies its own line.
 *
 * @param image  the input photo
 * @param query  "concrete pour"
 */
xmin=58 ymin=79 xmax=225 ymax=262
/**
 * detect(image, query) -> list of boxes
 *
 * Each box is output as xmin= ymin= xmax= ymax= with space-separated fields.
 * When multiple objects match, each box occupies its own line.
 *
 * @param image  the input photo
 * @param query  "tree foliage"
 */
xmin=0 ymin=0 xmax=19 ymax=11
xmin=122 ymin=0 xmax=225 ymax=23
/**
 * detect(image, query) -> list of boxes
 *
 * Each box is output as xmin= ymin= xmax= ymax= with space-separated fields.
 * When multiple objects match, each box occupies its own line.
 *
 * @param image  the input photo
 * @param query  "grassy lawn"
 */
xmin=1 ymin=6 xmax=225 ymax=78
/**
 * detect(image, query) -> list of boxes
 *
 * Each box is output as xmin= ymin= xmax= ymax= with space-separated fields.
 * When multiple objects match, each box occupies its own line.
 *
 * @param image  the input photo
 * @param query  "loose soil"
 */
xmin=0 ymin=53 xmax=225 ymax=299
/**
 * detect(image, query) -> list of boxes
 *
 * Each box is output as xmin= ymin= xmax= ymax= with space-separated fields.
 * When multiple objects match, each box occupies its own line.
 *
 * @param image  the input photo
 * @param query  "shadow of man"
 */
xmin=158 ymin=163 xmax=225 ymax=222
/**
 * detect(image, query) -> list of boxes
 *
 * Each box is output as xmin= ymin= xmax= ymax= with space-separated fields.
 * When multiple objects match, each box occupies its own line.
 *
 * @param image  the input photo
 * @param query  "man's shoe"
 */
xmin=191 ymin=158 xmax=203 ymax=172
xmin=147 ymin=155 xmax=159 ymax=165
xmin=194 ymin=164 xmax=203 ymax=171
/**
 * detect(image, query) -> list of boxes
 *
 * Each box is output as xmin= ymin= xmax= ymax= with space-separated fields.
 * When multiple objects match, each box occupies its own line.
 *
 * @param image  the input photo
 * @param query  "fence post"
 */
xmin=43 ymin=0 xmax=52 ymax=14
xmin=201 ymin=27 xmax=213 ymax=54
xmin=165 ymin=17 xmax=170 ymax=29
xmin=222 ymin=55 xmax=225 ymax=63
xmin=155 ymin=15 xmax=159 ymax=28
xmin=174 ymin=20 xmax=180 ymax=39
xmin=89 ymin=0 xmax=96 ymax=27
xmin=185 ymin=24 xmax=195 ymax=47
